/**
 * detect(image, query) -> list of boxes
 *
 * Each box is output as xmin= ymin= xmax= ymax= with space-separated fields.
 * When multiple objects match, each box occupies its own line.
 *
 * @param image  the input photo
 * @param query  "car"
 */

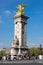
xmin=11 ymin=55 xmax=17 ymax=60
xmin=13 ymin=55 xmax=17 ymax=60
xmin=30 ymin=56 xmax=36 ymax=60
xmin=11 ymin=55 xmax=14 ymax=60
xmin=17 ymin=55 xmax=22 ymax=60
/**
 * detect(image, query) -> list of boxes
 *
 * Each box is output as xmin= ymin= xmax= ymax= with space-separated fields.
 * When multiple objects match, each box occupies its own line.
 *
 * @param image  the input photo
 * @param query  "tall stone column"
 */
xmin=11 ymin=4 xmax=29 ymax=56
xmin=14 ymin=14 xmax=28 ymax=55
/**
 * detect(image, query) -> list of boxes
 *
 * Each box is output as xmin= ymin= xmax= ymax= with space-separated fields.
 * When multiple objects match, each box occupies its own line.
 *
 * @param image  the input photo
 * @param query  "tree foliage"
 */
xmin=28 ymin=48 xmax=43 ymax=57
xmin=0 ymin=50 xmax=10 ymax=56
xmin=0 ymin=50 xmax=6 ymax=56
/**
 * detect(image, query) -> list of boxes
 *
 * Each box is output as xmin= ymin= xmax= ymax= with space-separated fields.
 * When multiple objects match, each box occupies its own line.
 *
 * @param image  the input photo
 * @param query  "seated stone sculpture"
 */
xmin=14 ymin=36 xmax=19 ymax=45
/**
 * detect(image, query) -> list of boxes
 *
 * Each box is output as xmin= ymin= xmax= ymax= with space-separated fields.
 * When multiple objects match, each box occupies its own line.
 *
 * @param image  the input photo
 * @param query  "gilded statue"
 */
xmin=16 ymin=4 xmax=27 ymax=15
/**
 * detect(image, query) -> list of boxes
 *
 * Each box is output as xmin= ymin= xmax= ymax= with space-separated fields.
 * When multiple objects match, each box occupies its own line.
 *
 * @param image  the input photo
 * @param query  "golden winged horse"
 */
xmin=16 ymin=4 xmax=27 ymax=15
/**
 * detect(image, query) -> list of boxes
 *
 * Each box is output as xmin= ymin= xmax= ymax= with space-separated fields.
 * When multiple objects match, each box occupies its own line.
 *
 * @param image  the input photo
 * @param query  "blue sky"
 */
xmin=0 ymin=0 xmax=43 ymax=48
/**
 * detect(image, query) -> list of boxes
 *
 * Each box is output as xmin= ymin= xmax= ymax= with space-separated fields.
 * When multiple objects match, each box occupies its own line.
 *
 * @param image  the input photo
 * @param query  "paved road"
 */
xmin=0 ymin=63 xmax=43 ymax=65
xmin=0 ymin=60 xmax=43 ymax=65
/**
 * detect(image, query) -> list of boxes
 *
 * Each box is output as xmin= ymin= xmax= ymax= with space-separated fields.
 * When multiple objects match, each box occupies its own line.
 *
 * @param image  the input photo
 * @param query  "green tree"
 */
xmin=0 ymin=50 xmax=6 ymax=56
xmin=28 ymin=48 xmax=39 ymax=57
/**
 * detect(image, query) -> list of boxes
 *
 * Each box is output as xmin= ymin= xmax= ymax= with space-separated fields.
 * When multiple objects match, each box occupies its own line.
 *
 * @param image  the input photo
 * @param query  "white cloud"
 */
xmin=4 ymin=10 xmax=16 ymax=16
xmin=27 ymin=42 xmax=43 ymax=48
xmin=4 ymin=10 xmax=12 ymax=15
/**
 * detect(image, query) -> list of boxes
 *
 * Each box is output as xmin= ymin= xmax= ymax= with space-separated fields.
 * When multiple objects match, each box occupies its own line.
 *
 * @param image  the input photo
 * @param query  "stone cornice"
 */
xmin=13 ymin=14 xmax=29 ymax=19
